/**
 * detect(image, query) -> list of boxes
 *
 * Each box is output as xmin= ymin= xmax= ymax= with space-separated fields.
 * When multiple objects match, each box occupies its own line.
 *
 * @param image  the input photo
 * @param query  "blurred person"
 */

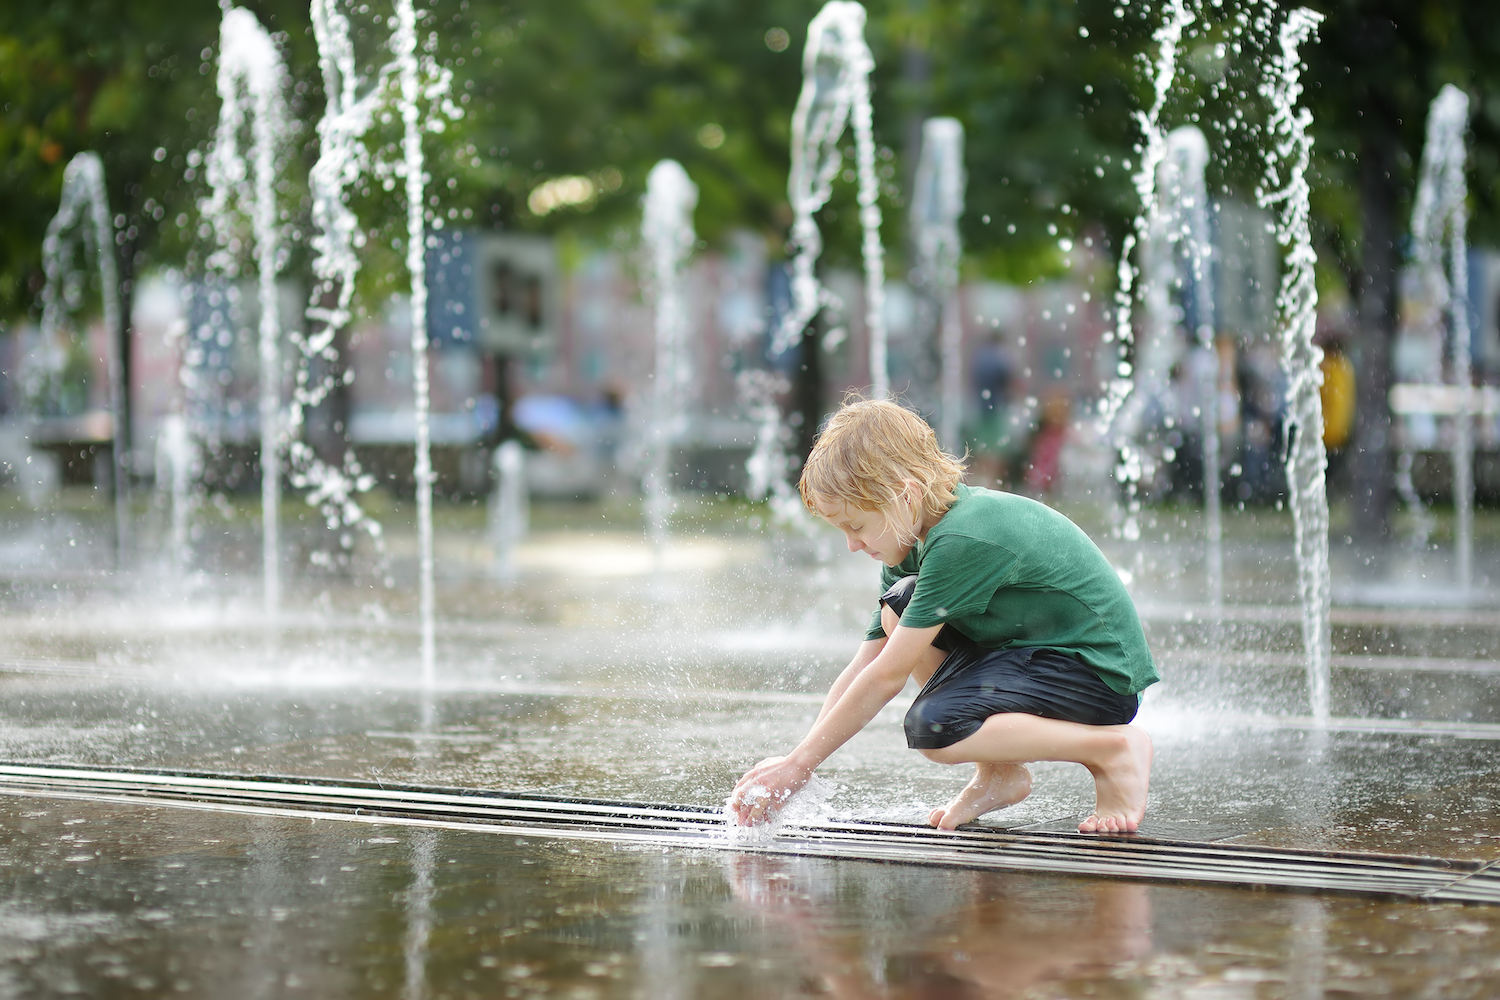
xmin=1318 ymin=328 xmax=1355 ymax=491
xmin=1163 ymin=359 xmax=1203 ymax=501
xmin=1021 ymin=389 xmax=1071 ymax=496
xmin=1236 ymin=341 xmax=1287 ymax=504
xmin=964 ymin=333 xmax=1021 ymax=489
xmin=728 ymin=398 xmax=1158 ymax=834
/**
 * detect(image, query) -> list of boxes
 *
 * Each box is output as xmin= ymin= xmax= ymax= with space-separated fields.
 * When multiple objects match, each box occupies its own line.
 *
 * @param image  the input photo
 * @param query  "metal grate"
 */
xmin=0 ymin=762 xmax=1494 ymax=905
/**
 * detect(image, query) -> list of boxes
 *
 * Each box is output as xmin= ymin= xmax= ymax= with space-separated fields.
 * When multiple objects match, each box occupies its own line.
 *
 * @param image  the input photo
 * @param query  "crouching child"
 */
xmin=728 ymin=398 xmax=1159 ymax=833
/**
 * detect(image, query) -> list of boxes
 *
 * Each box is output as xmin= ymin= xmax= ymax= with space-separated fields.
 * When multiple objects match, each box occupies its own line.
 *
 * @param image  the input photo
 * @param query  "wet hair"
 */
xmin=799 ymin=396 xmax=966 ymax=545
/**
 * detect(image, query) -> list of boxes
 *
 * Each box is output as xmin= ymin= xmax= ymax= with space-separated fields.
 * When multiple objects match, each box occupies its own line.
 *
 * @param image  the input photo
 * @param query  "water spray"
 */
xmin=911 ymin=118 xmax=966 ymax=455
xmin=293 ymin=0 xmax=389 ymax=572
xmin=641 ymin=160 xmax=699 ymax=561
xmin=40 ymin=152 xmax=130 ymax=568
xmin=1100 ymin=0 xmax=1194 ymax=546
xmin=778 ymin=0 xmax=888 ymax=398
xmin=1159 ymin=125 xmax=1223 ymax=636
xmin=1410 ymin=84 xmax=1472 ymax=591
xmin=204 ymin=5 xmax=290 ymax=618
xmin=390 ymin=0 xmax=461 ymax=686
xmin=1256 ymin=7 xmax=1330 ymax=722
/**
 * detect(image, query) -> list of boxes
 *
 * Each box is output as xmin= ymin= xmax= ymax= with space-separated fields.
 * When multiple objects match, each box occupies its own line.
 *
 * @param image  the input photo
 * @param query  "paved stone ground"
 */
xmin=2 ymin=496 xmax=1498 ymax=994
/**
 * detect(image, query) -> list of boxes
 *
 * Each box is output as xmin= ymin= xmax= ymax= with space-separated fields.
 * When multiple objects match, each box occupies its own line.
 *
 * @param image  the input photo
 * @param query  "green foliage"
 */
xmin=1302 ymin=0 xmax=1500 ymax=279
xmin=2 ymin=0 xmax=1499 ymax=329
xmin=0 ymin=1 xmax=323 ymax=320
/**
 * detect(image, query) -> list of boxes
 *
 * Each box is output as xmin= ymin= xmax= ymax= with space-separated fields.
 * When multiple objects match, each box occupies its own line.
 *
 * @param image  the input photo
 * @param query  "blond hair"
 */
xmin=799 ymin=397 xmax=966 ymax=543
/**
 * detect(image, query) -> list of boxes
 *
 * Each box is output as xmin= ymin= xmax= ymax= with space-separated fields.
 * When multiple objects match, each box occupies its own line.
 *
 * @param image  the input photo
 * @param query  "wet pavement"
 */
xmin=4 ymin=796 xmax=1500 ymax=998
xmin=3 ymin=493 xmax=1500 ymax=994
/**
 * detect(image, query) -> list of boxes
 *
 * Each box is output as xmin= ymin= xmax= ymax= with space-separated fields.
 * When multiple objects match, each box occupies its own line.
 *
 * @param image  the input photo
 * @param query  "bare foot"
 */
xmin=1078 ymin=726 xmax=1152 ymax=834
xmin=929 ymin=762 xmax=1032 ymax=830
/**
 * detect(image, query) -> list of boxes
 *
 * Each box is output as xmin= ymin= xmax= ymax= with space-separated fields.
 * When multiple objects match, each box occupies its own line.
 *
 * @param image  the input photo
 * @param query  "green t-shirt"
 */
xmin=865 ymin=484 xmax=1158 ymax=696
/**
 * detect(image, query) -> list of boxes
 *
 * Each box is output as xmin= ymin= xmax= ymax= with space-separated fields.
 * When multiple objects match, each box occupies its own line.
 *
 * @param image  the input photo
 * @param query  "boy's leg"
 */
xmin=918 ymin=713 xmax=1152 ymax=833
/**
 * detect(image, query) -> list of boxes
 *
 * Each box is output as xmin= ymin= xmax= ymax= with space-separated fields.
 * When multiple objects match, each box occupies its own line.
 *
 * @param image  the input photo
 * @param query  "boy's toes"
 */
xmin=1078 ymin=812 xmax=1140 ymax=834
xmin=927 ymin=807 xmax=948 ymax=828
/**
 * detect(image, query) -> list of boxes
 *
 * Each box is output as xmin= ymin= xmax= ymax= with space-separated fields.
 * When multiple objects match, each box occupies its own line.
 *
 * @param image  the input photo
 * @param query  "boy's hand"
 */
xmin=729 ymin=755 xmax=813 ymax=826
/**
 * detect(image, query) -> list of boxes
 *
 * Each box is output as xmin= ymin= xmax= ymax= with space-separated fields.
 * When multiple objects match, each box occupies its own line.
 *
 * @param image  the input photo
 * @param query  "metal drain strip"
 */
xmin=0 ymin=763 xmax=1494 ymax=904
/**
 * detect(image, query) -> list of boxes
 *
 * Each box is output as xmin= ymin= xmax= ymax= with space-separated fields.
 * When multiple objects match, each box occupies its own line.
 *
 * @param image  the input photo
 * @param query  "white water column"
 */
xmin=1411 ymin=84 xmax=1473 ymax=590
xmin=40 ymin=152 xmax=130 ymax=566
xmin=1100 ymin=0 xmax=1194 ymax=544
xmin=1160 ymin=125 xmax=1223 ymax=624
xmin=912 ymin=118 xmax=966 ymax=454
xmin=488 ymin=440 xmax=528 ymax=581
xmin=393 ymin=0 xmax=438 ymax=685
xmin=778 ymin=1 xmax=888 ymax=398
xmin=294 ymin=0 xmax=386 ymax=556
xmin=205 ymin=7 xmax=289 ymax=618
xmin=641 ymin=160 xmax=699 ymax=557
xmin=1257 ymin=8 xmax=1330 ymax=722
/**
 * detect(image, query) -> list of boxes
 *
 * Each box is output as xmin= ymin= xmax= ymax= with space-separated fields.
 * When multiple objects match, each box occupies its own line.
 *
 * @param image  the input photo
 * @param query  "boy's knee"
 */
xmin=880 ymin=603 xmax=900 ymax=638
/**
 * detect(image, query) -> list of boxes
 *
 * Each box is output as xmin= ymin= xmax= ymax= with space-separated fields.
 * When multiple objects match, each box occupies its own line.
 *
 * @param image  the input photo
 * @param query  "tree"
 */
xmin=1302 ymin=0 xmax=1500 ymax=538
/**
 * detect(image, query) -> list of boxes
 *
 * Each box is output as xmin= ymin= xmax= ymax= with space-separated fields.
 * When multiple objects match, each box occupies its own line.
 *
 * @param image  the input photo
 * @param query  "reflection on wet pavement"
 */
xmin=4 ymin=796 xmax=1500 ymax=998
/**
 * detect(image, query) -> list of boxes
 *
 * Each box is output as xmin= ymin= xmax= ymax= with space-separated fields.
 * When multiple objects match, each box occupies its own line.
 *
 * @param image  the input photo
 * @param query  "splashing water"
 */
xmin=1159 ymin=125 xmax=1223 ymax=629
xmin=911 ymin=118 xmax=966 ymax=454
xmin=641 ymin=160 xmax=699 ymax=560
xmin=1410 ymin=84 xmax=1472 ymax=590
xmin=740 ymin=369 xmax=823 ymax=541
xmin=1256 ymin=7 xmax=1330 ymax=722
xmin=1394 ymin=450 xmax=1435 ymax=551
xmin=203 ymin=6 xmax=290 ymax=617
xmin=391 ymin=0 xmax=462 ymax=686
xmin=1100 ymin=0 xmax=1194 ymax=545
xmin=777 ymin=1 xmax=888 ymax=399
xmin=39 ymin=152 xmax=130 ymax=566
xmin=154 ymin=414 xmax=197 ymax=573
xmin=488 ymin=440 xmax=528 ymax=582
xmin=292 ymin=0 xmax=388 ymax=574
xmin=720 ymin=774 xmax=837 ymax=844
xmin=1107 ymin=1 xmax=1330 ymax=720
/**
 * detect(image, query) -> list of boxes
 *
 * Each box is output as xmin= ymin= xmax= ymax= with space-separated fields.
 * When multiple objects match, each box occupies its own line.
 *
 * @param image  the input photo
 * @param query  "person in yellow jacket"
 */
xmin=1321 ymin=337 xmax=1356 ymax=452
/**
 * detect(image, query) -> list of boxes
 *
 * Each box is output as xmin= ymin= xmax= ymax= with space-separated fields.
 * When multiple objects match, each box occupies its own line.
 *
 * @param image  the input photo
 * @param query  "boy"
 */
xmin=729 ymin=399 xmax=1158 ymax=833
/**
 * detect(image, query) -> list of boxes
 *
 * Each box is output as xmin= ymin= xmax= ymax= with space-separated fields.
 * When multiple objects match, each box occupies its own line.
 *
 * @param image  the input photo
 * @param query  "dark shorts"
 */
xmin=904 ymin=644 xmax=1140 ymax=749
xmin=880 ymin=575 xmax=1139 ymax=750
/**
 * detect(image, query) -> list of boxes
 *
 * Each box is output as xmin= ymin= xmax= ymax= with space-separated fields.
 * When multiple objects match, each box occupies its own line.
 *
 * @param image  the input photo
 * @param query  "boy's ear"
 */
xmin=902 ymin=478 xmax=924 ymax=509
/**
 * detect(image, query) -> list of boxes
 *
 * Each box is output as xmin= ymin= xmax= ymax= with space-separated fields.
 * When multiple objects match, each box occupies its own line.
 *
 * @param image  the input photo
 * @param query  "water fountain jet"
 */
xmin=741 ymin=369 xmax=822 ymax=542
xmin=488 ymin=440 xmax=528 ymax=582
xmin=641 ymin=160 xmax=699 ymax=560
xmin=911 ymin=118 xmax=966 ymax=455
xmin=1100 ymin=0 xmax=1194 ymax=547
xmin=1159 ymin=125 xmax=1223 ymax=636
xmin=389 ymin=0 xmax=461 ymax=685
xmin=1256 ymin=7 xmax=1330 ymax=722
xmin=291 ymin=0 xmax=388 ymax=574
xmin=777 ymin=0 xmax=888 ymax=399
xmin=154 ymin=414 xmax=197 ymax=573
xmin=1410 ymin=84 xmax=1473 ymax=592
xmin=39 ymin=151 xmax=130 ymax=567
xmin=203 ymin=5 xmax=290 ymax=618
xmin=1108 ymin=1 xmax=1331 ymax=720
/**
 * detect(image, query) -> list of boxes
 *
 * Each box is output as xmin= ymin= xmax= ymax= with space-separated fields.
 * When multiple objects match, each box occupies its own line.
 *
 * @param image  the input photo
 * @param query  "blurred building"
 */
xmin=12 ymin=227 xmax=1167 ymax=504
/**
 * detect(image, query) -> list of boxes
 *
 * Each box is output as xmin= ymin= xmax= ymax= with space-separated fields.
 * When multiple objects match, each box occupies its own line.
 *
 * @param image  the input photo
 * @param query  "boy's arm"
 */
xmin=731 ymin=622 xmax=943 ymax=824
xmin=814 ymin=638 xmax=886 ymax=724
